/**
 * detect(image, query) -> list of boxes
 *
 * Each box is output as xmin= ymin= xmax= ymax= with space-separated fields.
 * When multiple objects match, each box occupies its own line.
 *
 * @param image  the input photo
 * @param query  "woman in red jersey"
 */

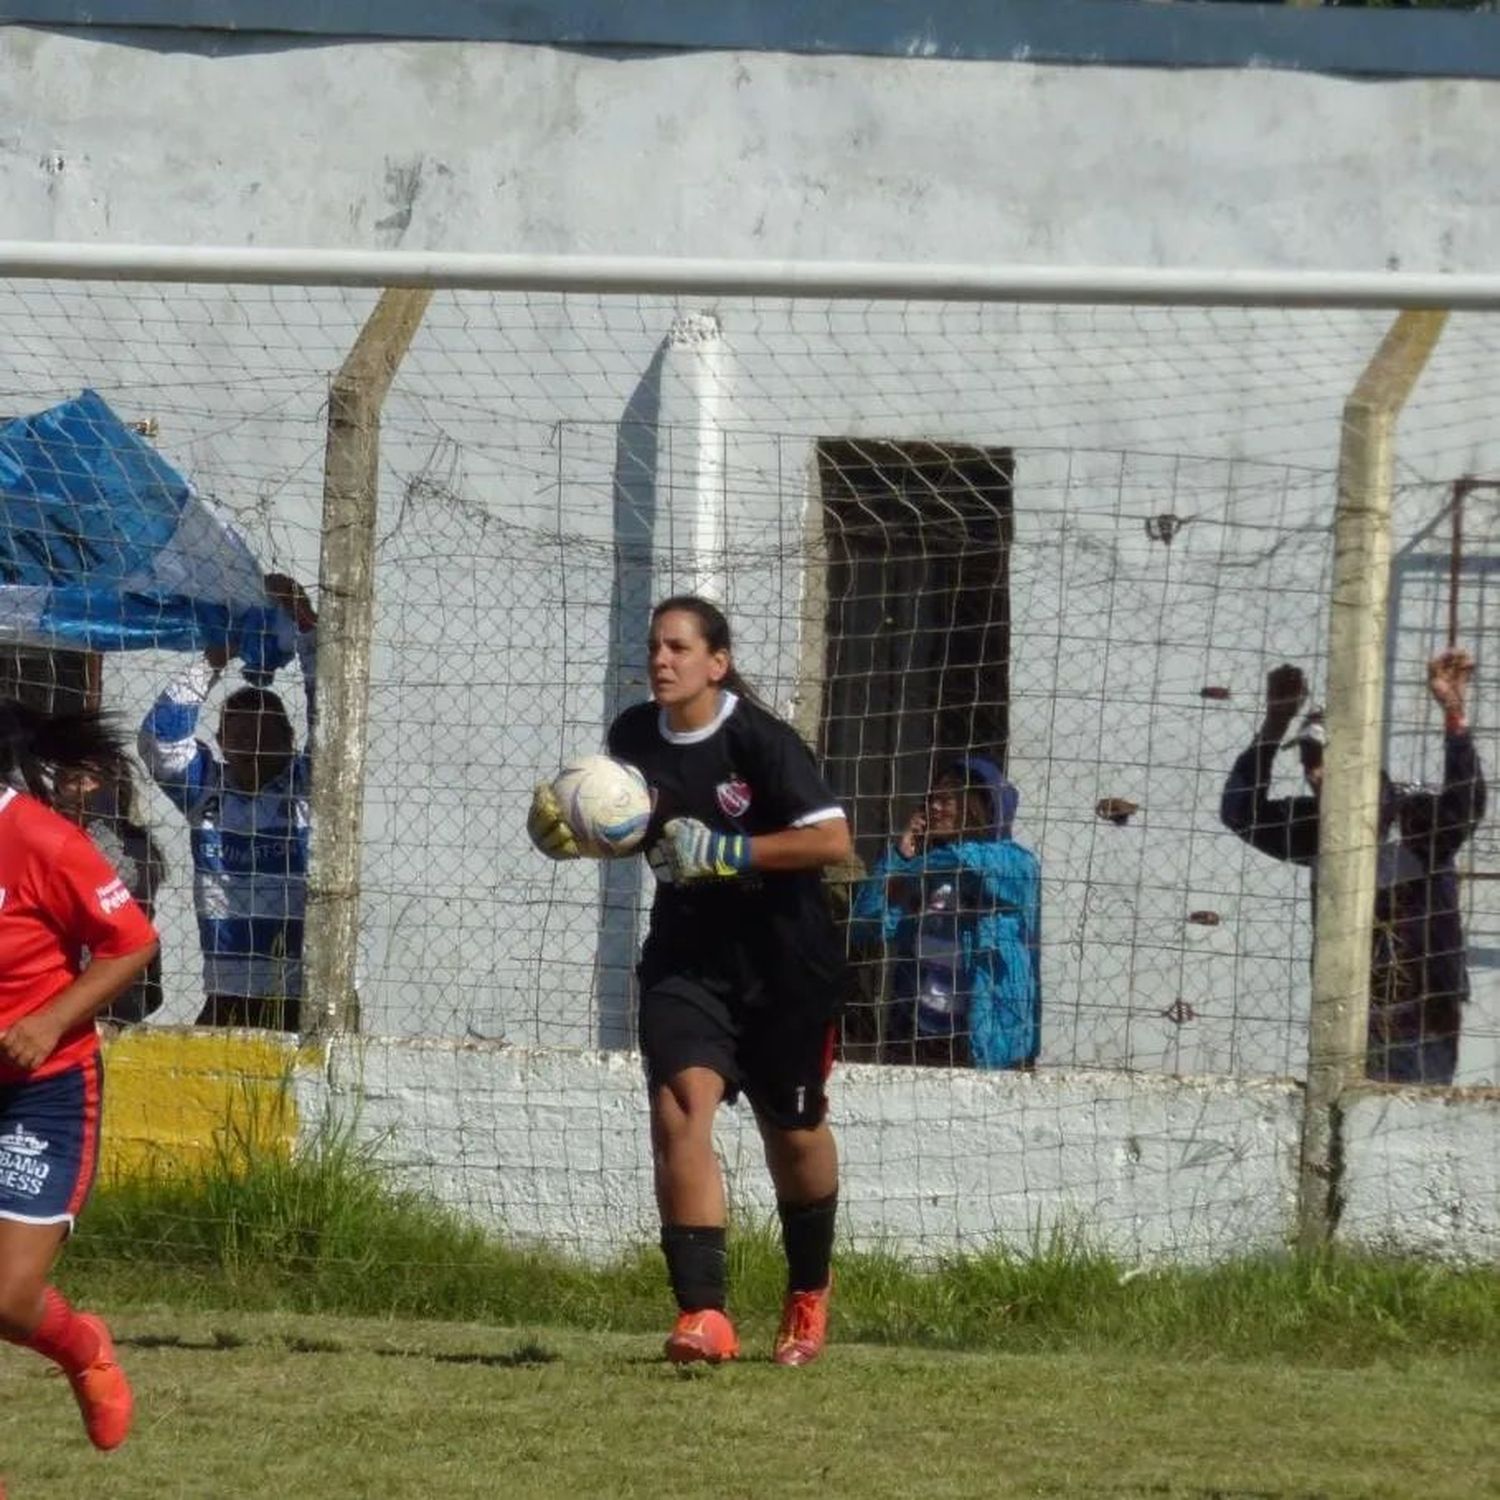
xmin=0 ymin=702 xmax=159 ymax=1452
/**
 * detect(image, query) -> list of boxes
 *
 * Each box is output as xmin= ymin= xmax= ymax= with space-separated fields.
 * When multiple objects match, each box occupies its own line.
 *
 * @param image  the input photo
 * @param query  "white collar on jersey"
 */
xmin=658 ymin=690 xmax=740 ymax=746
xmin=0 ymin=787 xmax=14 ymax=817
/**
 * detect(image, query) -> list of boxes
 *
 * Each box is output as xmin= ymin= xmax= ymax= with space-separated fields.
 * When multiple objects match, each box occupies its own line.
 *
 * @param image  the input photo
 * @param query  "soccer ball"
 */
xmin=551 ymin=755 xmax=652 ymax=858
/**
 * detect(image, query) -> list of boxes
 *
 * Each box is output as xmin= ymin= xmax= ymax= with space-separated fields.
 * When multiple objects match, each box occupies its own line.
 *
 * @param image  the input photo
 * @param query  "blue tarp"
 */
xmin=0 ymin=390 xmax=293 ymax=674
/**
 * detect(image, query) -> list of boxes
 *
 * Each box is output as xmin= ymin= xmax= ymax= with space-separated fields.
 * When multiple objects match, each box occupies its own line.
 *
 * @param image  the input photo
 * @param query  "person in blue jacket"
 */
xmin=137 ymin=573 xmax=316 ymax=1030
xmin=851 ymin=757 xmax=1041 ymax=1069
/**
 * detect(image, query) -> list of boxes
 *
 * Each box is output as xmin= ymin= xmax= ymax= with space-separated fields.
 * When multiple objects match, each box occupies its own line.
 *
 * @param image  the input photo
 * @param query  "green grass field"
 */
xmin=7 ymin=1130 xmax=1492 ymax=1498
xmin=3 ymin=1308 xmax=1497 ymax=1499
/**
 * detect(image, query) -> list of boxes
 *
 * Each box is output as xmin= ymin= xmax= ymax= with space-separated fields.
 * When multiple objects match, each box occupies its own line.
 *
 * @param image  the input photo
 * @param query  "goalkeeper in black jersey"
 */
xmin=530 ymin=596 xmax=851 ymax=1366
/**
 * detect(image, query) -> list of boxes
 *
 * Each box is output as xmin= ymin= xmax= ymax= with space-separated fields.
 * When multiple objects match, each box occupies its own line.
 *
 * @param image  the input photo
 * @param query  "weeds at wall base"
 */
xmin=64 ymin=1121 xmax=1500 ymax=1364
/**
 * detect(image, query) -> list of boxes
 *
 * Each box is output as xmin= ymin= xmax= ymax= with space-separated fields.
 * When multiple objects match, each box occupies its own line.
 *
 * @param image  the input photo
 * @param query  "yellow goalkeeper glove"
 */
xmin=652 ymin=817 xmax=751 ymax=883
xmin=527 ymin=782 xmax=581 ymax=860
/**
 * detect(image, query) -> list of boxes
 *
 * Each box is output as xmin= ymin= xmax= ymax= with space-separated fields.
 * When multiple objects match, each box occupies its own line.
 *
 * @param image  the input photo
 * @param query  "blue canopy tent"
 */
xmin=0 ymin=390 xmax=292 ymax=677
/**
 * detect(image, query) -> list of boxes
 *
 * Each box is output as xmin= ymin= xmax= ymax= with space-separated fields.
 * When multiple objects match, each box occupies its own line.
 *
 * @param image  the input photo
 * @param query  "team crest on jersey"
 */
xmin=716 ymin=777 xmax=752 ymax=819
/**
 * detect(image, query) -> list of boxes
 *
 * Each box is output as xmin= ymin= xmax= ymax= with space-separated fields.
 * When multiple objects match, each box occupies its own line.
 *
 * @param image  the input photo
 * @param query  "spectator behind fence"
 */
xmin=1219 ymin=651 xmax=1485 ymax=1086
xmin=53 ymin=752 xmax=166 ymax=1027
xmin=851 ymin=757 xmax=1041 ymax=1069
xmin=137 ymin=574 xmax=317 ymax=1031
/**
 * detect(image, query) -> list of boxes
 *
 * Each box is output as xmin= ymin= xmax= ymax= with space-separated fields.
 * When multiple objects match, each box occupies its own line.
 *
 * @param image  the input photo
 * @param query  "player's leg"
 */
xmin=195 ymin=992 xmax=233 ymax=1026
xmin=196 ymin=992 xmax=271 ymax=1027
xmin=1419 ymin=996 xmax=1461 ymax=1086
xmin=244 ymin=993 xmax=291 ymax=1031
xmin=651 ymin=1069 xmax=740 ymax=1363
xmin=0 ymin=1061 xmax=132 ymax=1449
xmin=747 ymin=1016 xmax=839 ymax=1366
xmin=882 ymin=998 xmax=918 ymax=1066
xmin=640 ymin=982 xmax=740 ymax=1363
xmin=651 ymin=1067 xmax=728 ymax=1225
xmin=0 ymin=1220 xmax=134 ymax=1449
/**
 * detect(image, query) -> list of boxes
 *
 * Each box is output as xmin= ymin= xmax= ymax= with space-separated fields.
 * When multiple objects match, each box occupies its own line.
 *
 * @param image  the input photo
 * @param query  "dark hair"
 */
xmin=57 ymin=749 xmax=169 ymax=885
xmin=650 ymin=595 xmax=763 ymax=706
xmin=103 ymin=753 xmax=150 ymax=830
xmin=60 ymin=748 xmax=149 ymax=826
xmin=1396 ymin=784 xmax=1441 ymax=851
xmin=222 ymin=684 xmax=291 ymax=720
xmin=221 ymin=686 xmax=294 ymax=752
xmin=0 ymin=699 xmax=130 ymax=807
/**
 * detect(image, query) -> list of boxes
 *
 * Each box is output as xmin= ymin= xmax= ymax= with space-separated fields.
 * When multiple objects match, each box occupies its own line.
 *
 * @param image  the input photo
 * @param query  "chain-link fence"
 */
xmin=3 ymin=262 xmax=1498 ymax=1259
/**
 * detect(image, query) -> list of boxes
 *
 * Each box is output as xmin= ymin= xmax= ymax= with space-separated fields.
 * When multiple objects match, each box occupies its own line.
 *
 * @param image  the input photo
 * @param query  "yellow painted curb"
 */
xmin=98 ymin=1029 xmax=321 ymax=1181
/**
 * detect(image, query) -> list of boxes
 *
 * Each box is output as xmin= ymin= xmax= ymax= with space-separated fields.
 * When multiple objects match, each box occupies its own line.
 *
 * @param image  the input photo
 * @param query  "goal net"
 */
xmin=2 ymin=261 xmax=1497 ymax=1262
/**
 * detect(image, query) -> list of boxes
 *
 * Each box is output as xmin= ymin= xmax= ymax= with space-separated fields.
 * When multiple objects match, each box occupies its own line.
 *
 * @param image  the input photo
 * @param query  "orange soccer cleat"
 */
xmin=773 ymin=1283 xmax=831 ymax=1367
xmin=66 ymin=1314 xmax=134 ymax=1451
xmin=664 ymin=1307 xmax=740 ymax=1365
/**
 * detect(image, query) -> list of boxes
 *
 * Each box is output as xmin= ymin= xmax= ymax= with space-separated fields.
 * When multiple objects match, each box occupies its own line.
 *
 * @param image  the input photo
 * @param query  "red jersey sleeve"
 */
xmin=43 ymin=824 xmax=158 ymax=961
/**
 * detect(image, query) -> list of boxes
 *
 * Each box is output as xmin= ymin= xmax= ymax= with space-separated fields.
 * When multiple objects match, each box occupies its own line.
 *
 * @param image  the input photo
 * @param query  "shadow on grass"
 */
xmin=118 ymin=1328 xmax=560 ymax=1367
xmin=372 ymin=1343 xmax=559 ymax=1368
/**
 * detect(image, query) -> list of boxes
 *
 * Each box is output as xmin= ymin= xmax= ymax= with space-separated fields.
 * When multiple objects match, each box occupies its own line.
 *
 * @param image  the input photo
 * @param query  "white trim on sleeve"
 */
xmin=791 ymin=805 xmax=847 ymax=828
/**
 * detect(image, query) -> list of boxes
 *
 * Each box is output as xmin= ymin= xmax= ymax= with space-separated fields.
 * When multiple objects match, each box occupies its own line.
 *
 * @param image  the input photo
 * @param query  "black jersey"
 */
xmin=607 ymin=691 xmax=847 ymax=1016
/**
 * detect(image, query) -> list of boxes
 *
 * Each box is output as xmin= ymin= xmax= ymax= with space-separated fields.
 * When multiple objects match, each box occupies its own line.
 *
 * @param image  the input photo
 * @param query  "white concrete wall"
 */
xmin=318 ymin=1036 xmax=1500 ymax=1264
xmin=1340 ymin=1087 xmax=1500 ymax=1263
xmin=5 ymin=30 xmax=1499 ymax=272
xmin=3 ymin=28 xmax=1500 ymax=1080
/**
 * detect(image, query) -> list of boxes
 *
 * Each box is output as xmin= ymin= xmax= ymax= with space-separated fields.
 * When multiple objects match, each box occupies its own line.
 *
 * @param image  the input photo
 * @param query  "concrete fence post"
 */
xmin=301 ymin=288 xmax=432 ymax=1037
xmin=1297 ymin=308 xmax=1447 ymax=1249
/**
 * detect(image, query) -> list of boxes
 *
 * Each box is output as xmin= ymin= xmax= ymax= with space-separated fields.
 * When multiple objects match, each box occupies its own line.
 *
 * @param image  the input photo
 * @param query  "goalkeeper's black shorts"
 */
xmin=638 ymin=974 xmax=835 ymax=1130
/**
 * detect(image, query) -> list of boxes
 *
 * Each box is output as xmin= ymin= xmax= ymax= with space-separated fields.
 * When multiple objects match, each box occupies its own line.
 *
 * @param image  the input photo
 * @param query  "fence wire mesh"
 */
xmin=2 ymin=278 xmax=1498 ymax=1260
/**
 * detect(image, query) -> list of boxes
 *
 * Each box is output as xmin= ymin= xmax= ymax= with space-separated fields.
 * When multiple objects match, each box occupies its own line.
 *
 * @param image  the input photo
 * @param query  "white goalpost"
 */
xmin=8 ymin=240 xmax=1500 ymax=303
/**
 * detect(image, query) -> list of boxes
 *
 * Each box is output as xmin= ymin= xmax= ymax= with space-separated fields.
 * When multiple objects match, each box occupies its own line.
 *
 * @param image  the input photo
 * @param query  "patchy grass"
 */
xmin=2 ymin=1309 xmax=1496 ymax=1500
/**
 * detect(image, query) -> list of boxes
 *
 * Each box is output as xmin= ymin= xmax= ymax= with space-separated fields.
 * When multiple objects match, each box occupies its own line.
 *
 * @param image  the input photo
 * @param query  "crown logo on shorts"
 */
xmin=0 ymin=1127 xmax=48 ymax=1157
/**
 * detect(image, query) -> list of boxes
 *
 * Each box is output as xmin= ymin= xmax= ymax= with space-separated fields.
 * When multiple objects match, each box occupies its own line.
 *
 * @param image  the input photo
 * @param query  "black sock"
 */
xmin=660 ymin=1225 xmax=728 ymax=1312
xmin=778 ymin=1191 xmax=838 ymax=1293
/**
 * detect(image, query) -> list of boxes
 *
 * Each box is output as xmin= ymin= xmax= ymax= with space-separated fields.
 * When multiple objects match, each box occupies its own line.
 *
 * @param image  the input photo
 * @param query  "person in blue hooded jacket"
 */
xmin=850 ymin=757 xmax=1041 ymax=1069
